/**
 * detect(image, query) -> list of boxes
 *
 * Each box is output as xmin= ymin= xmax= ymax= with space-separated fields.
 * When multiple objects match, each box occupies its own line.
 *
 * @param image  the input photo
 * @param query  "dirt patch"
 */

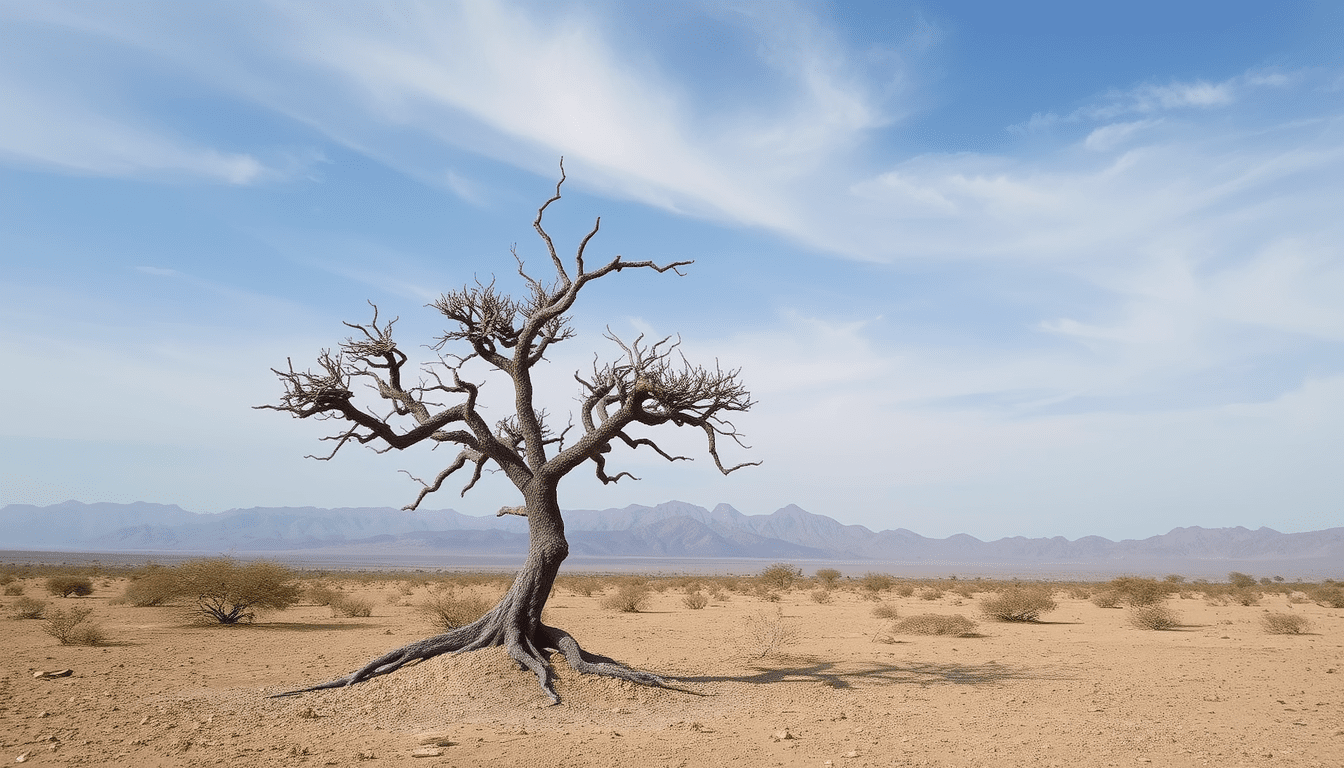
xmin=2 ymin=577 xmax=1341 ymax=766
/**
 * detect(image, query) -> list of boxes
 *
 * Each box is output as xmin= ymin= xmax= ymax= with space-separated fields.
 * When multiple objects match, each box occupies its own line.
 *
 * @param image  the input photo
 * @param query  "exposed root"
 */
xmin=268 ymin=620 xmax=673 ymax=703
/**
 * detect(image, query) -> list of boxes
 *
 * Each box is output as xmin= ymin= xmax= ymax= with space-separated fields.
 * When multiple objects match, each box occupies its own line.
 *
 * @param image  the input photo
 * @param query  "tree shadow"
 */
xmin=180 ymin=621 xmax=371 ymax=632
xmin=672 ymin=657 xmax=1059 ymax=690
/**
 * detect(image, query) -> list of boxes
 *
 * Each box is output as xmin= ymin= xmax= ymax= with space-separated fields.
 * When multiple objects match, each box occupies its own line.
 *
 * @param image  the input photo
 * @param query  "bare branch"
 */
xmin=533 ymin=157 xmax=570 ymax=288
xmin=398 ymin=446 xmax=488 ymax=510
xmin=613 ymin=431 xmax=691 ymax=464
xmin=592 ymin=451 xmax=637 ymax=485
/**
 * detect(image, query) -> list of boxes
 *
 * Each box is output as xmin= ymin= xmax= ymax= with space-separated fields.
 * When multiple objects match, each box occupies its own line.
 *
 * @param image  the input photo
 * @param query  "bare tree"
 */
xmin=259 ymin=162 xmax=756 ymax=703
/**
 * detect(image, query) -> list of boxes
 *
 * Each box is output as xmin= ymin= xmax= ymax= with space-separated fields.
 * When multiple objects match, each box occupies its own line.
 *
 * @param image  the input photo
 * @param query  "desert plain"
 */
xmin=1 ymin=567 xmax=1341 ymax=768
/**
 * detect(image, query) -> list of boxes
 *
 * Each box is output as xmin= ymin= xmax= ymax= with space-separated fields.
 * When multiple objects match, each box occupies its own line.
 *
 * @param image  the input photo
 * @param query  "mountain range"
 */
xmin=1 ymin=500 xmax=1340 ymax=577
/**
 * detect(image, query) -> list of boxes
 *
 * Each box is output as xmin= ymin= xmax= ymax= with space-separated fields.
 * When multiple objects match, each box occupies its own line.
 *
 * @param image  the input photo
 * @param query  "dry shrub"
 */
xmin=1231 ymin=588 xmax=1260 ymax=606
xmin=44 ymin=606 xmax=106 ymax=645
xmin=330 ymin=596 xmax=373 ymax=618
xmin=45 ymin=575 xmax=94 ymax=598
xmin=173 ymin=558 xmax=301 ymax=624
xmin=809 ymin=589 xmax=833 ymax=604
xmin=303 ymin=584 xmax=342 ymax=606
xmin=919 ymin=588 xmax=944 ymax=601
xmin=1129 ymin=605 xmax=1181 ymax=630
xmin=10 ymin=596 xmax=48 ymax=619
xmin=758 ymin=563 xmax=802 ymax=591
xmin=1261 ymin=612 xmax=1312 ymax=635
xmin=1310 ymin=585 xmax=1344 ymax=608
xmin=892 ymin=614 xmax=979 ymax=637
xmin=741 ymin=608 xmax=799 ymax=658
xmin=871 ymin=602 xmax=899 ymax=619
xmin=419 ymin=592 xmax=492 ymax=629
xmin=1091 ymin=591 xmax=1122 ymax=608
xmin=600 ymin=584 xmax=651 ymax=613
xmin=119 ymin=566 xmax=179 ymax=607
xmin=1067 ymin=586 xmax=1091 ymax=600
xmin=681 ymin=591 xmax=708 ymax=610
xmin=1104 ymin=576 xmax=1170 ymax=607
xmin=858 ymin=572 xmax=895 ymax=594
xmin=815 ymin=568 xmax=841 ymax=587
xmin=3 ymin=583 xmax=24 ymax=596
xmin=979 ymin=589 xmax=1057 ymax=622
xmin=558 ymin=575 xmax=604 ymax=598
xmin=708 ymin=587 xmax=729 ymax=602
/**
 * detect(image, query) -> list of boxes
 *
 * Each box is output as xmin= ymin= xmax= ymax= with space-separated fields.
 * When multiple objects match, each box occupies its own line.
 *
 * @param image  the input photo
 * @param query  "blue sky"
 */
xmin=1 ymin=1 xmax=1341 ymax=540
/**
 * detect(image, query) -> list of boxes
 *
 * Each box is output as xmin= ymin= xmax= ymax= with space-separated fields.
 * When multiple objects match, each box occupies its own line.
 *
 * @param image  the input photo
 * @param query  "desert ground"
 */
xmin=1 ymin=568 xmax=1341 ymax=768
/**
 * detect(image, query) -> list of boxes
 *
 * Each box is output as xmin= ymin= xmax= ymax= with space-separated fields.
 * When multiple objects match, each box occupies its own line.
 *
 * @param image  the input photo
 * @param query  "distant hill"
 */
xmin=1 ymin=500 xmax=1341 ymax=577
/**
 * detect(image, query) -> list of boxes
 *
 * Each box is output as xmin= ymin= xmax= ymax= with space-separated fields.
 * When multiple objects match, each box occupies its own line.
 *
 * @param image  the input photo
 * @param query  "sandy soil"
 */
xmin=2 ymin=577 xmax=1341 ymax=767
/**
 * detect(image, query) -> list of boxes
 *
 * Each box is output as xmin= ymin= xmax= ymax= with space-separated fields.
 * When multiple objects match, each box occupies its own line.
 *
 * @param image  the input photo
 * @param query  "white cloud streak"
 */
xmin=1 ymin=1 xmax=1340 ymax=536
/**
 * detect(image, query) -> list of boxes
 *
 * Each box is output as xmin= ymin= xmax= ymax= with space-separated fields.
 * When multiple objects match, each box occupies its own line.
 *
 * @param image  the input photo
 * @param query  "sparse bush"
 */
xmin=681 ymin=591 xmax=708 ymax=610
xmin=119 ymin=565 xmax=179 ymax=607
xmin=809 ymin=589 xmax=833 ymax=604
xmin=1067 ymin=586 xmax=1091 ymax=600
xmin=304 ymin=584 xmax=342 ymax=606
xmin=419 ymin=592 xmax=492 ymax=629
xmin=755 ymin=586 xmax=782 ymax=602
xmin=1104 ymin=576 xmax=1170 ymax=607
xmin=758 ymin=563 xmax=802 ymax=591
xmin=600 ymin=583 xmax=651 ymax=613
xmin=10 ymin=596 xmax=48 ymax=619
xmin=330 ymin=595 xmax=374 ymax=618
xmin=0 ymin=573 xmax=14 ymax=585
xmin=1231 ymin=588 xmax=1260 ymax=606
xmin=1311 ymin=585 xmax=1344 ymax=608
xmin=919 ymin=588 xmax=944 ymax=601
xmin=871 ymin=602 xmax=899 ymax=619
xmin=3 ymin=583 xmax=24 ymax=596
xmin=894 ymin=583 xmax=915 ymax=598
xmin=45 ymin=575 xmax=94 ymax=598
xmin=858 ymin=572 xmax=895 ymax=594
xmin=1261 ymin=612 xmax=1312 ymax=635
xmin=708 ymin=587 xmax=729 ymax=602
xmin=741 ymin=607 xmax=799 ymax=658
xmin=892 ymin=614 xmax=979 ymax=637
xmin=559 ymin=575 xmax=604 ymax=597
xmin=815 ymin=568 xmax=841 ymax=587
xmin=1129 ymin=605 xmax=1181 ymax=630
xmin=979 ymin=589 xmax=1057 ymax=622
xmin=172 ymin=558 xmax=301 ymax=624
xmin=1228 ymin=571 xmax=1257 ymax=588
xmin=43 ymin=606 xmax=106 ymax=645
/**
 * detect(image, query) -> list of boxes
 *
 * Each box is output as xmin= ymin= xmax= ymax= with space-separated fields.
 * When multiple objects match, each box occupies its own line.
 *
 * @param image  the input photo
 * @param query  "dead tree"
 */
xmin=258 ymin=162 xmax=756 ymax=703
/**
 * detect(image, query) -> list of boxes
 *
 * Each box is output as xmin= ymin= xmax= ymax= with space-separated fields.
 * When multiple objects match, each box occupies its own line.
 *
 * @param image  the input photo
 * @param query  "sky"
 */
xmin=1 ymin=1 xmax=1341 ymax=541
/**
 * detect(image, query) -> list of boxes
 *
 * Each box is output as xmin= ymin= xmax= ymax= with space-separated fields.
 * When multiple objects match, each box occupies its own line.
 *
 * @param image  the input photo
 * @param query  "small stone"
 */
xmin=411 ymin=747 xmax=443 ymax=758
xmin=16 ymin=754 xmax=30 ymax=764
xmin=33 ymin=669 xmax=73 ymax=679
xmin=37 ymin=712 xmax=49 ymax=719
xmin=416 ymin=733 xmax=454 ymax=747
xmin=772 ymin=729 xmax=795 ymax=741
xmin=844 ymin=750 xmax=859 ymax=758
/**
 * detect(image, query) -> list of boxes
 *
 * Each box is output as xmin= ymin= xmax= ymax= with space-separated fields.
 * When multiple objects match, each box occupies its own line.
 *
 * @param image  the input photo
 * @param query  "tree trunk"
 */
xmin=271 ymin=483 xmax=666 ymax=704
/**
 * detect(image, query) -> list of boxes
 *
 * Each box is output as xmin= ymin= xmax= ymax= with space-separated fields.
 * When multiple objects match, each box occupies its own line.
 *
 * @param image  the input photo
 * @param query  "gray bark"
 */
xmin=260 ymin=161 xmax=754 ymax=704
